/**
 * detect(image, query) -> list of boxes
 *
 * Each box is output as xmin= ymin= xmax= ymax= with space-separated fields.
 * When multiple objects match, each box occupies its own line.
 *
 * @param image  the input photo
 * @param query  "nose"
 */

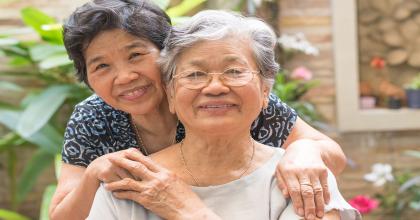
xmin=114 ymin=66 xmax=140 ymax=85
xmin=201 ymin=74 xmax=230 ymax=95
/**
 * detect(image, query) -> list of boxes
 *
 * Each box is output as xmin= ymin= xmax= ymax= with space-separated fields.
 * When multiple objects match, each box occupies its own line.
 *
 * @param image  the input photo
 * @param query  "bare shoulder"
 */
xmin=149 ymin=144 xmax=182 ymax=171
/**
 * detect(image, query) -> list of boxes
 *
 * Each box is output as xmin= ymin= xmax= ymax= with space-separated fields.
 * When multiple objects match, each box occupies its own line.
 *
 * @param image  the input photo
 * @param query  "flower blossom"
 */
xmin=370 ymin=56 xmax=386 ymax=70
xmin=364 ymin=163 xmax=394 ymax=187
xmin=348 ymin=195 xmax=379 ymax=214
xmin=290 ymin=66 xmax=313 ymax=81
xmin=277 ymin=33 xmax=319 ymax=56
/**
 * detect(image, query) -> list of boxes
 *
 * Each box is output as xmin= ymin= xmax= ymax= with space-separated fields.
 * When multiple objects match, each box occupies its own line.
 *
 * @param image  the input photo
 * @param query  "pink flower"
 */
xmin=290 ymin=66 xmax=313 ymax=81
xmin=348 ymin=195 xmax=379 ymax=214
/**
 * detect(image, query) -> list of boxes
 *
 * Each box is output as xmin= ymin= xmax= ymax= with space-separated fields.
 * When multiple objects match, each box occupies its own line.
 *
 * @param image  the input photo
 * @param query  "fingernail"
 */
xmin=307 ymin=214 xmax=315 ymax=220
xmin=317 ymin=211 xmax=324 ymax=217
xmin=298 ymin=208 xmax=304 ymax=216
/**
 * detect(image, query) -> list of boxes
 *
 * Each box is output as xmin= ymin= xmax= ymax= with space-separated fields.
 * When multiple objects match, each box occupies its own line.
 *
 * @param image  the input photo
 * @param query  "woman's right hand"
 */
xmin=86 ymin=149 xmax=135 ymax=183
xmin=104 ymin=148 xmax=220 ymax=220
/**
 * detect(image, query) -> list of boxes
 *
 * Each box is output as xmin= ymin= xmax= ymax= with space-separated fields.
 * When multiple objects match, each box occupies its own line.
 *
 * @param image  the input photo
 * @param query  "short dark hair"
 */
xmin=63 ymin=0 xmax=171 ymax=86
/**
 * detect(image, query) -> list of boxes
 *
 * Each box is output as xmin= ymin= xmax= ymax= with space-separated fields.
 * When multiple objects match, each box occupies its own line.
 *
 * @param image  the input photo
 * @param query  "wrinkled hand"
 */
xmin=276 ymin=140 xmax=330 ymax=220
xmin=104 ymin=148 xmax=215 ymax=220
xmin=87 ymin=149 xmax=135 ymax=183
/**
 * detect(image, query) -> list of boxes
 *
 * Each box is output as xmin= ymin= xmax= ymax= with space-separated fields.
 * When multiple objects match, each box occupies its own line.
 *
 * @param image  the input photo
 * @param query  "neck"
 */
xmin=180 ymin=130 xmax=256 ymax=185
xmin=131 ymin=99 xmax=178 ymax=153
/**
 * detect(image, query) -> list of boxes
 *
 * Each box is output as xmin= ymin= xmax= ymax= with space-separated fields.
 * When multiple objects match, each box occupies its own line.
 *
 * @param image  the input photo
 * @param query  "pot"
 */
xmin=406 ymin=88 xmax=420 ymax=108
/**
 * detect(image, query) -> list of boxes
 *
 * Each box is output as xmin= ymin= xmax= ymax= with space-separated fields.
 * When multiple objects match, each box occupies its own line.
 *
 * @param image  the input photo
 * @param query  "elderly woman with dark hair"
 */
xmin=87 ymin=10 xmax=361 ymax=220
xmin=51 ymin=1 xmax=349 ymax=220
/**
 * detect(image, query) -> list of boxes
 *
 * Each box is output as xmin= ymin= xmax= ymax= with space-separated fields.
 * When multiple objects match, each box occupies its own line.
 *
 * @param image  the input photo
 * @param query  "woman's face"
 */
xmin=168 ymin=38 xmax=270 ymax=134
xmin=84 ymin=29 xmax=165 ymax=115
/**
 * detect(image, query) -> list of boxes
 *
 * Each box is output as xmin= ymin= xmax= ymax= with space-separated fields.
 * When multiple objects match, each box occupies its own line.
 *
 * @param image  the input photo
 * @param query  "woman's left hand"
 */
xmin=275 ymin=139 xmax=330 ymax=220
xmin=104 ymin=148 xmax=220 ymax=220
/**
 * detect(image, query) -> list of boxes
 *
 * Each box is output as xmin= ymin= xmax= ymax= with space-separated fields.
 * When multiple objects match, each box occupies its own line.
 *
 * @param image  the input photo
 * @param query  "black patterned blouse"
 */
xmin=62 ymin=93 xmax=297 ymax=167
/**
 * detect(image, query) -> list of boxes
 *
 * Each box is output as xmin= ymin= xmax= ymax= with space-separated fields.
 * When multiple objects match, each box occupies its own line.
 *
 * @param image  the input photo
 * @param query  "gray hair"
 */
xmin=159 ymin=10 xmax=279 ymax=88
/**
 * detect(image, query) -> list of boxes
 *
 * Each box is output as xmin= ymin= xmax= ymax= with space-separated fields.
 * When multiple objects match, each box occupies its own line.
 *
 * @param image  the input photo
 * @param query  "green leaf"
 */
xmin=17 ymin=85 xmax=72 ymax=138
xmin=152 ymin=0 xmax=170 ymax=10
xmin=39 ymin=184 xmax=57 ymax=220
xmin=17 ymin=149 xmax=54 ymax=204
xmin=38 ymin=53 xmax=72 ymax=69
xmin=54 ymin=154 xmax=62 ymax=180
xmin=0 ymin=27 xmax=33 ymax=37
xmin=20 ymin=7 xmax=63 ymax=44
xmin=29 ymin=44 xmax=67 ymax=62
xmin=0 ymin=109 xmax=63 ymax=154
xmin=0 ymin=81 xmax=24 ymax=92
xmin=166 ymin=0 xmax=207 ymax=17
xmin=0 ymin=209 xmax=30 ymax=220
xmin=8 ymin=56 xmax=31 ymax=67
xmin=0 ymin=133 xmax=24 ymax=152
xmin=0 ymin=38 xmax=19 ymax=46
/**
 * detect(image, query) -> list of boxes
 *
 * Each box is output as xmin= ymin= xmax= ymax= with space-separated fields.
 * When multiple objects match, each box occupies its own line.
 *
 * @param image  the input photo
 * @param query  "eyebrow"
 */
xmin=186 ymin=55 xmax=247 ymax=67
xmin=124 ymin=41 xmax=149 ymax=50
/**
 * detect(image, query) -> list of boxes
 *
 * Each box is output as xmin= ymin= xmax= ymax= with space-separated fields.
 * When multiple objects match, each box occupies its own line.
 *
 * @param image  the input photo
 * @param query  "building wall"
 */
xmin=278 ymin=1 xmax=420 ymax=218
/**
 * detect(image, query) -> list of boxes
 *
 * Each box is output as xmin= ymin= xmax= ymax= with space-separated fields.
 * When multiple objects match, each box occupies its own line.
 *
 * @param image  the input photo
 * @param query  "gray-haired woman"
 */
xmin=87 ymin=10 xmax=360 ymax=220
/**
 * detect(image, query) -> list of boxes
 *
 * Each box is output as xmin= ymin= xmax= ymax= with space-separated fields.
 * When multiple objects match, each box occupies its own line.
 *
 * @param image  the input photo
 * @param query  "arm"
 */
xmin=276 ymin=117 xmax=346 ymax=220
xmin=49 ymin=164 xmax=99 ymax=220
xmin=282 ymin=117 xmax=346 ymax=176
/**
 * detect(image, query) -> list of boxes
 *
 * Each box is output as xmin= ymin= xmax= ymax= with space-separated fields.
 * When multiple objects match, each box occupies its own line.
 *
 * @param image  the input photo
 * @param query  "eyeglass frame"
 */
xmin=171 ymin=67 xmax=261 ymax=90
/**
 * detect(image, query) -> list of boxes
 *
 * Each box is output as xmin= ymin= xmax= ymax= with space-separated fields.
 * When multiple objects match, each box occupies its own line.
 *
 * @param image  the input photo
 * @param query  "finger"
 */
xmin=109 ymin=157 xmax=154 ymax=180
xmin=105 ymin=178 xmax=144 ymax=192
xmin=298 ymin=175 xmax=316 ymax=220
xmin=310 ymin=177 xmax=325 ymax=219
xmin=275 ymin=168 xmax=289 ymax=197
xmin=115 ymin=167 xmax=136 ymax=180
xmin=284 ymin=175 xmax=305 ymax=217
xmin=123 ymin=148 xmax=161 ymax=172
xmin=320 ymin=170 xmax=330 ymax=204
xmin=112 ymin=190 xmax=141 ymax=201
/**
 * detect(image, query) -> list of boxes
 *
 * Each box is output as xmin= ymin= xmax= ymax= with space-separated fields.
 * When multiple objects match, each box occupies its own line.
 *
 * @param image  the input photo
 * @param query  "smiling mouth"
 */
xmin=120 ymin=85 xmax=151 ymax=100
xmin=199 ymin=104 xmax=237 ymax=109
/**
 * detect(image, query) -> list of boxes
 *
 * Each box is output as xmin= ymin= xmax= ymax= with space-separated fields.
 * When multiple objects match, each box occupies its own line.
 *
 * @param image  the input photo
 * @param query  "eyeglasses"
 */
xmin=173 ymin=67 xmax=259 ymax=90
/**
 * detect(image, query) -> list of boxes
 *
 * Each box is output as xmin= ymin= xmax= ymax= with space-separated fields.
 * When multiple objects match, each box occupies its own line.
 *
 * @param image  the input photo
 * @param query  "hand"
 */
xmin=104 ymin=148 xmax=217 ymax=220
xmin=86 ymin=149 xmax=135 ymax=183
xmin=275 ymin=140 xmax=330 ymax=220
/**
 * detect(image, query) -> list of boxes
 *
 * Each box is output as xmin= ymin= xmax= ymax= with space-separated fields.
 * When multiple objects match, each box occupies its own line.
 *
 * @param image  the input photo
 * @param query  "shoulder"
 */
xmin=251 ymin=94 xmax=297 ymax=148
xmin=88 ymin=184 xmax=152 ymax=220
xmin=62 ymin=94 xmax=133 ymax=166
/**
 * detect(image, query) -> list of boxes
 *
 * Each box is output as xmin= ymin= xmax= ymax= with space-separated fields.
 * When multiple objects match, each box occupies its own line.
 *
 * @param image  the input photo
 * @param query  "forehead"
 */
xmin=176 ymin=37 xmax=255 ymax=69
xmin=84 ymin=29 xmax=156 ymax=56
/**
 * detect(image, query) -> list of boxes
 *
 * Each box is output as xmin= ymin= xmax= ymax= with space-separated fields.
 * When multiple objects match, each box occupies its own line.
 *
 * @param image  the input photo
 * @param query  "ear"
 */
xmin=262 ymin=85 xmax=270 ymax=109
xmin=164 ymin=83 xmax=176 ymax=114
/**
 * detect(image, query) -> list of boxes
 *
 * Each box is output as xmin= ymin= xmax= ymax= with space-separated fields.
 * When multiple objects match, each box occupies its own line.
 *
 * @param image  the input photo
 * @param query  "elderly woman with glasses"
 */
xmin=87 ymin=10 xmax=360 ymax=220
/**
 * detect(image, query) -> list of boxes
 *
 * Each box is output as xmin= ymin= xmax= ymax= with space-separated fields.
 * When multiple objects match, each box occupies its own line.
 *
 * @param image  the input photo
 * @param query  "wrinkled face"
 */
xmin=167 ymin=38 xmax=270 ymax=134
xmin=85 ymin=29 xmax=165 ymax=115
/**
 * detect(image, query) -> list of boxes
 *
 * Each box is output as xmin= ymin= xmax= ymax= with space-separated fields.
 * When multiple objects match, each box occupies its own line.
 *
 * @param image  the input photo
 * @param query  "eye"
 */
xmin=129 ymin=52 xmax=141 ymax=60
xmin=95 ymin=63 xmax=109 ymax=71
xmin=224 ymin=68 xmax=247 ymax=78
xmin=183 ymin=71 xmax=207 ymax=79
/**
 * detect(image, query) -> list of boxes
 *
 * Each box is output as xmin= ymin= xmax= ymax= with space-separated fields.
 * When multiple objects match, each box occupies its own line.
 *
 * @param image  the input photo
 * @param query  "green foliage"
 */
xmin=272 ymin=73 xmax=320 ymax=125
xmin=406 ymin=74 xmax=420 ymax=90
xmin=0 ymin=209 xmax=30 ymax=220
xmin=0 ymin=6 xmax=91 ymax=214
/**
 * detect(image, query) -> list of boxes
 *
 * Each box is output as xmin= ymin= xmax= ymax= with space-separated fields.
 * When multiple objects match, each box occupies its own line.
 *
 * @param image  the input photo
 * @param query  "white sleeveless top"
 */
xmin=87 ymin=148 xmax=361 ymax=220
